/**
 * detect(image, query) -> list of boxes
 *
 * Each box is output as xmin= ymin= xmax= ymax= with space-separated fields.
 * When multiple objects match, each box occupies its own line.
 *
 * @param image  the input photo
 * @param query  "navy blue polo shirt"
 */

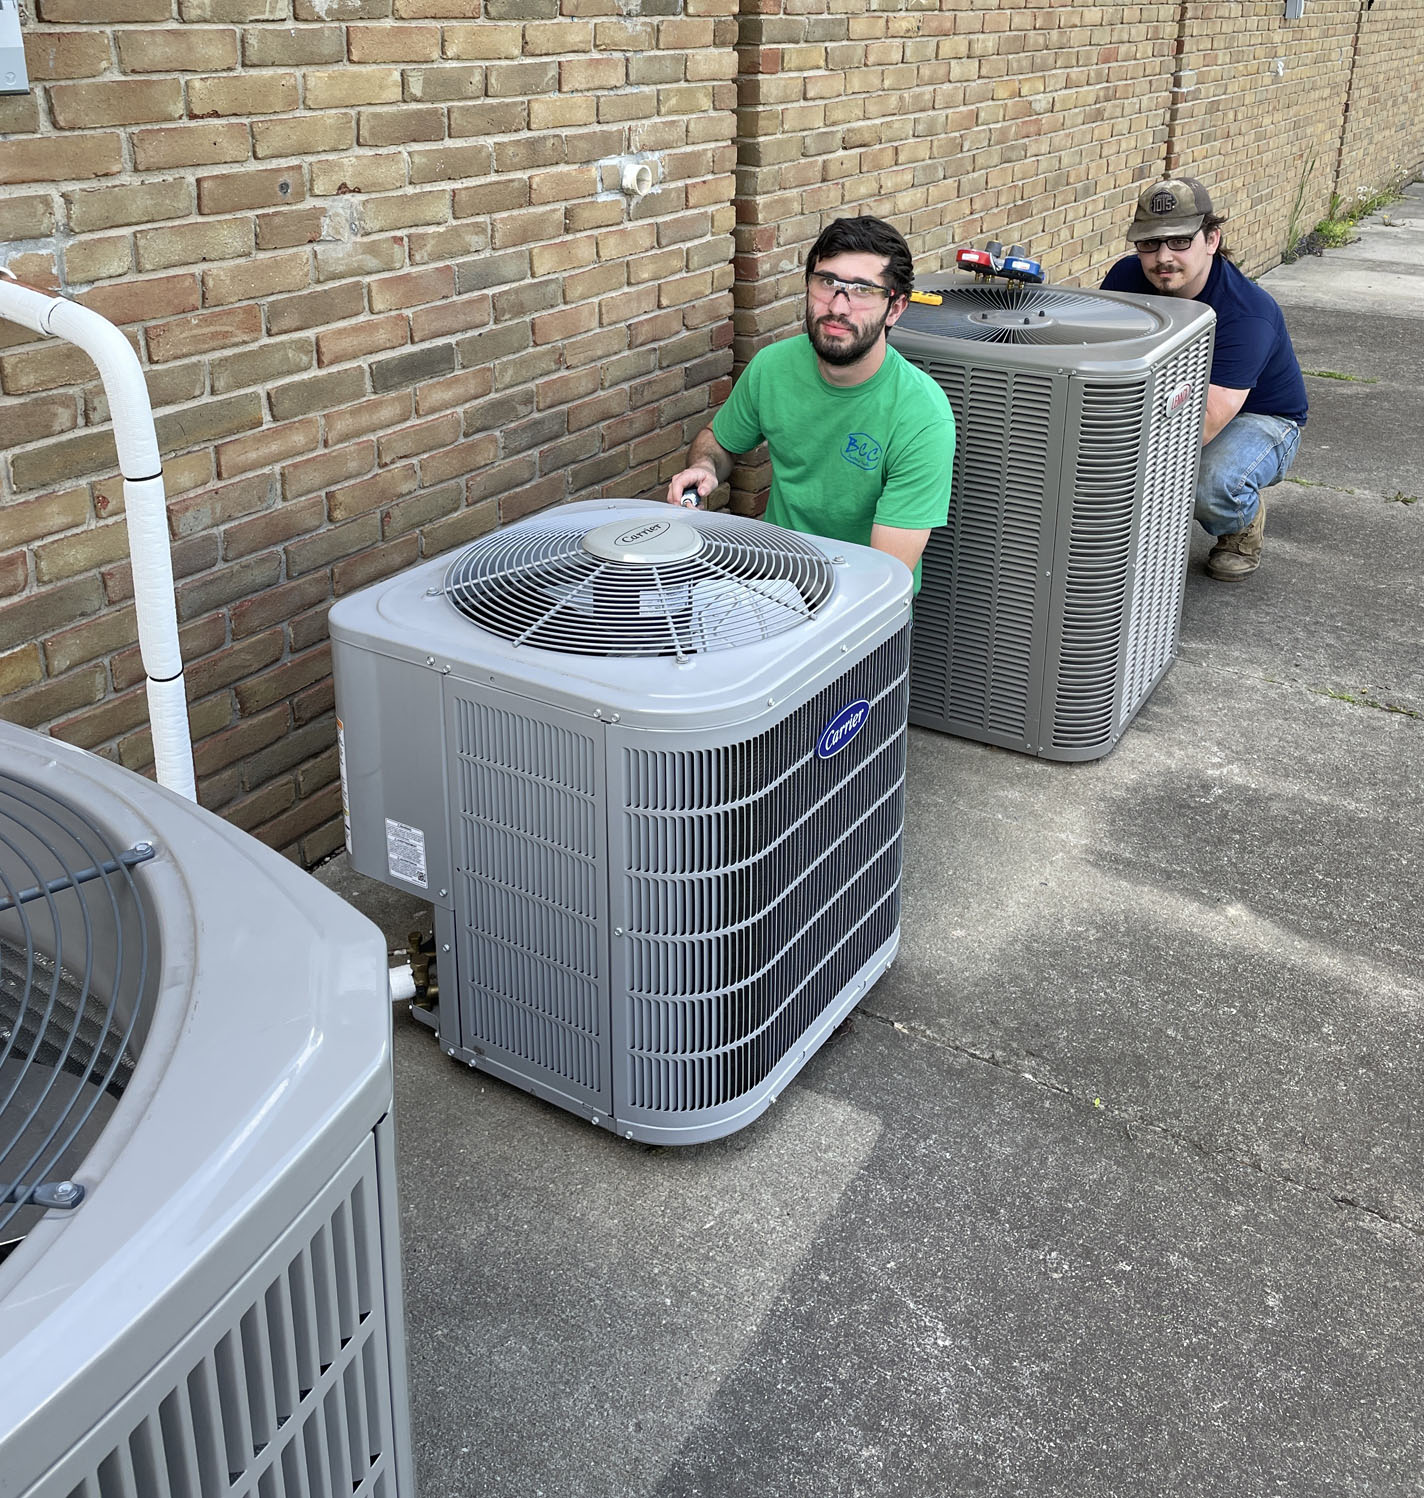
xmin=1102 ymin=253 xmax=1308 ymax=425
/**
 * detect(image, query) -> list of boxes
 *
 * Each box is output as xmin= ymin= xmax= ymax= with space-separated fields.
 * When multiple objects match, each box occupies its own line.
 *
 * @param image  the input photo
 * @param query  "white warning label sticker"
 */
xmin=336 ymin=716 xmax=352 ymax=854
xmin=385 ymin=817 xmax=428 ymax=889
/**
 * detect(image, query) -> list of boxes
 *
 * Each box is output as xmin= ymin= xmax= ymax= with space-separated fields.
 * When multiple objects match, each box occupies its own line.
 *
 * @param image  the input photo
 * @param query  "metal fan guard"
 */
xmin=0 ymin=771 xmax=154 ymax=1247
xmin=443 ymin=510 xmax=836 ymax=658
xmin=896 ymin=283 xmax=1165 ymax=345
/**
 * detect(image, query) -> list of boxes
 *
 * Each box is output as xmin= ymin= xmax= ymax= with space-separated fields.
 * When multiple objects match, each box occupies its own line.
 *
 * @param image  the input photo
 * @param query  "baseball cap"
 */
xmin=1126 ymin=178 xmax=1215 ymax=242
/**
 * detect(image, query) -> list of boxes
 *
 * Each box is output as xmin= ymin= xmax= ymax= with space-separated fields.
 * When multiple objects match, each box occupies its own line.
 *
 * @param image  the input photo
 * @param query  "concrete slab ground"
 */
xmin=318 ymin=178 xmax=1424 ymax=1497
xmin=1264 ymin=180 xmax=1424 ymax=317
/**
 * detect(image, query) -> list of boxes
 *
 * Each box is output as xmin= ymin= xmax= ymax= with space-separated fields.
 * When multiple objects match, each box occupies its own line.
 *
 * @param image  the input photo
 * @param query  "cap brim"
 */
xmin=1127 ymin=216 xmax=1205 ymax=242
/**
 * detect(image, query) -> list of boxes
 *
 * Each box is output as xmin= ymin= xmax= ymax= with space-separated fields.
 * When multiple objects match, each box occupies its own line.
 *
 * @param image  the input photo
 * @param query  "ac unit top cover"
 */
xmin=0 ymin=724 xmax=391 ymax=1444
xmin=328 ymin=499 xmax=913 ymax=732
xmin=890 ymin=276 xmax=1215 ymax=375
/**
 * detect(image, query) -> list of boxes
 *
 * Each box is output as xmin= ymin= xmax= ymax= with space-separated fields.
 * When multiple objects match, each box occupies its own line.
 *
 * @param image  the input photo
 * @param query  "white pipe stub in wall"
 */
xmin=620 ymin=160 xmax=654 ymax=198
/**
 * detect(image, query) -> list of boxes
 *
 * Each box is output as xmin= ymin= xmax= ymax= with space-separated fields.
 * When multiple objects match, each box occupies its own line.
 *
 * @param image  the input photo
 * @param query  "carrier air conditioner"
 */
xmin=0 ymin=722 xmax=413 ymax=1498
xmin=329 ymin=500 xmax=912 ymax=1145
xmin=889 ymin=279 xmax=1215 ymax=760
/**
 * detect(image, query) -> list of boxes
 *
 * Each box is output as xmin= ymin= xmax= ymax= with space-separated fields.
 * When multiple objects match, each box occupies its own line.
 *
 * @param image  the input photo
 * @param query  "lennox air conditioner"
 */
xmin=889 ymin=279 xmax=1215 ymax=760
xmin=0 ymin=722 xmax=413 ymax=1498
xmin=329 ymin=500 xmax=912 ymax=1145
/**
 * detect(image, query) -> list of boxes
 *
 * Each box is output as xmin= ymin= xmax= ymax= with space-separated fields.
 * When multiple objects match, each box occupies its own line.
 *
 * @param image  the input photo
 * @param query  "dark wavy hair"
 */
xmin=805 ymin=216 xmax=914 ymax=300
xmin=1202 ymin=211 xmax=1233 ymax=264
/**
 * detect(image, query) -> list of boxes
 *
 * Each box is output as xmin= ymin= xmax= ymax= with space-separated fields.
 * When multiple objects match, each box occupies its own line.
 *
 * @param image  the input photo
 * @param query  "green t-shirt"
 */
xmin=711 ymin=335 xmax=955 ymax=586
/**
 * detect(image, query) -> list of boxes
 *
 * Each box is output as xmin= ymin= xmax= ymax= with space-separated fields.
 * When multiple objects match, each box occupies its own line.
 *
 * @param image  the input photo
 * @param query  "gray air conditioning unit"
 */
xmin=889 ymin=278 xmax=1215 ymax=761
xmin=0 ymin=722 xmax=413 ymax=1498
xmin=329 ymin=500 xmax=912 ymax=1146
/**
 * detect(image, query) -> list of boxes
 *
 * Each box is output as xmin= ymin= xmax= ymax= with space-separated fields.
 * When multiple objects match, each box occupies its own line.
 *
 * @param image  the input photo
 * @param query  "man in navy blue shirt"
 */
xmin=1102 ymin=178 xmax=1307 ymax=580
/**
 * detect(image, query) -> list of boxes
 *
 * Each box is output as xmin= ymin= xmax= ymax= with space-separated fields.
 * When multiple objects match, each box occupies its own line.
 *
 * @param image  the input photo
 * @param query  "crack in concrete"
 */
xmin=856 ymin=1003 xmax=1423 ymax=1241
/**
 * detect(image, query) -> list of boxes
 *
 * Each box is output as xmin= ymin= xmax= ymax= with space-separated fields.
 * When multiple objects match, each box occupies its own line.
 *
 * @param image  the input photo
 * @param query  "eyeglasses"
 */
xmin=807 ymin=271 xmax=895 ymax=305
xmin=1134 ymin=235 xmax=1199 ymax=253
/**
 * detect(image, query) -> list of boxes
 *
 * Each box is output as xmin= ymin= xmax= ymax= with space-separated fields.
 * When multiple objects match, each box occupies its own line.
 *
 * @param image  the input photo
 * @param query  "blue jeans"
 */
xmin=1196 ymin=412 xmax=1302 ymax=537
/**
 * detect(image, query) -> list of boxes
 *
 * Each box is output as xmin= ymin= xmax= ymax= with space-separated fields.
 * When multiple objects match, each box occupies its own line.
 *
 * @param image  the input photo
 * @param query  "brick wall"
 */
xmin=1335 ymin=0 xmax=1424 ymax=215
xmin=1 ymin=0 xmax=1421 ymax=864
xmin=1167 ymin=0 xmax=1359 ymax=268
xmin=0 ymin=0 xmax=738 ymax=864
xmin=720 ymin=0 xmax=1181 ymax=508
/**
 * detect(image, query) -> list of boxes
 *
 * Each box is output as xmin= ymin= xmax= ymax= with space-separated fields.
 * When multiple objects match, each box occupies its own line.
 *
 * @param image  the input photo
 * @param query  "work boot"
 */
xmin=1206 ymin=497 xmax=1266 ymax=581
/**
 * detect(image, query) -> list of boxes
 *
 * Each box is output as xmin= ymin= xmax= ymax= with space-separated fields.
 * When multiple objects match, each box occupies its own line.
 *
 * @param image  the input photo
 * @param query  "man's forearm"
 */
xmin=1203 ymin=383 xmax=1249 ymax=444
xmin=869 ymin=524 xmax=931 ymax=573
xmin=687 ymin=426 xmax=734 ymax=487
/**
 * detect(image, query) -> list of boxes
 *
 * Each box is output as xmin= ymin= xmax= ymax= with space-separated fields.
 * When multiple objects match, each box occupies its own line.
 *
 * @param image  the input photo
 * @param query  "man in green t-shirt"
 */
xmin=665 ymin=215 xmax=955 ymax=585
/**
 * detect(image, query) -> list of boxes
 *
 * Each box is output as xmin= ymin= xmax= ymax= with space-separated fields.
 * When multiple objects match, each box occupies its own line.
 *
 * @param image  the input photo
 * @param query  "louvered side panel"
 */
xmin=903 ymin=357 xmax=1059 ymax=752
xmin=448 ymin=695 xmax=609 ymax=1109
xmin=1044 ymin=377 xmax=1150 ymax=756
xmin=1120 ymin=326 xmax=1214 ymax=725
xmin=990 ymin=370 xmax=1055 ymax=737
xmin=30 ymin=1139 xmax=404 ymax=1498
xmin=613 ymin=628 xmax=909 ymax=1125
xmin=906 ymin=362 xmax=964 ymax=727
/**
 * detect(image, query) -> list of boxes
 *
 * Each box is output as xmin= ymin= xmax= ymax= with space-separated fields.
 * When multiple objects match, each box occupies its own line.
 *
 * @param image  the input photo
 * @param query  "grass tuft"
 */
xmin=1301 ymin=369 xmax=1378 ymax=384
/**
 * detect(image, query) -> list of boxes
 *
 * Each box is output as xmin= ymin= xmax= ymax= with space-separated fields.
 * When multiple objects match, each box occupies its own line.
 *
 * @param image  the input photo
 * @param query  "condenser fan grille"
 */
xmin=896 ymin=284 xmax=1164 ymax=345
xmin=444 ymin=512 xmax=835 ymax=658
xmin=0 ymin=771 xmax=154 ymax=1245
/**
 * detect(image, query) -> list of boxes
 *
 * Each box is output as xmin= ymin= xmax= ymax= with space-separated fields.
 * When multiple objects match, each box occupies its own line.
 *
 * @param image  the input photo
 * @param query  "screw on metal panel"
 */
xmin=425 ymin=656 xmax=435 ymax=666
xmin=613 ymin=927 xmax=624 ymax=936
xmin=610 ymin=713 xmax=620 ymax=723
xmin=441 ymin=665 xmax=450 ymax=674
xmin=438 ymin=888 xmax=447 ymax=898
xmin=766 ymin=698 xmax=774 ymax=707
xmin=426 ymin=586 xmax=441 ymax=596
xmin=832 ymin=555 xmax=845 ymax=565
xmin=447 ymin=1047 xmax=456 ymax=1056
xmin=592 ymin=1117 xmax=600 ymax=1126
xmin=626 ymin=1131 xmax=634 ymax=1139
xmin=442 ymin=944 xmax=450 ymax=952
xmin=51 ymin=1181 xmax=80 ymax=1202
xmin=134 ymin=841 xmax=152 ymax=854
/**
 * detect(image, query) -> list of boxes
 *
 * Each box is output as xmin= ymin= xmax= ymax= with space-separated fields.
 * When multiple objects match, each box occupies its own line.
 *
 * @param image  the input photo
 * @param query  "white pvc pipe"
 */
xmin=388 ymin=961 xmax=417 ymax=1004
xmin=0 ymin=274 xmax=196 ymax=801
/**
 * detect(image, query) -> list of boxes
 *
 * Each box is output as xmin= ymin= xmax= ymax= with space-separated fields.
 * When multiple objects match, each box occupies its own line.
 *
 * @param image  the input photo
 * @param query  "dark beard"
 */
xmin=805 ymin=303 xmax=889 ymax=366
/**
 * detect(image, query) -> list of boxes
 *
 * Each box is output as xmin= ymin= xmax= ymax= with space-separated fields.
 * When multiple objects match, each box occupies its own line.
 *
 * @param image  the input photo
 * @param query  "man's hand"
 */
xmin=664 ymin=464 xmax=719 ymax=508
xmin=665 ymin=426 xmax=736 ymax=506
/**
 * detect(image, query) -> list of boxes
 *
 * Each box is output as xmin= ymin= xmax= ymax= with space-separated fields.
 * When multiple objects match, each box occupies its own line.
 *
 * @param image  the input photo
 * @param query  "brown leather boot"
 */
xmin=1206 ymin=497 xmax=1266 ymax=580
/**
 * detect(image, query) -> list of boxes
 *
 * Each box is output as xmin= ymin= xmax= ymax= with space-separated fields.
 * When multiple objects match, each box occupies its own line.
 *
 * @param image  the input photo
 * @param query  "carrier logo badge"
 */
xmin=1167 ymin=381 xmax=1194 ymax=415
xmin=842 ymin=433 xmax=882 ymax=471
xmin=615 ymin=520 xmax=669 ymax=546
xmin=817 ymin=699 xmax=871 ymax=759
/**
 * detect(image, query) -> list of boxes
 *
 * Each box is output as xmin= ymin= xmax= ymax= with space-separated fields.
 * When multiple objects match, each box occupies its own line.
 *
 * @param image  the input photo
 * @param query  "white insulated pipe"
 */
xmin=0 ymin=274 xmax=196 ymax=800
